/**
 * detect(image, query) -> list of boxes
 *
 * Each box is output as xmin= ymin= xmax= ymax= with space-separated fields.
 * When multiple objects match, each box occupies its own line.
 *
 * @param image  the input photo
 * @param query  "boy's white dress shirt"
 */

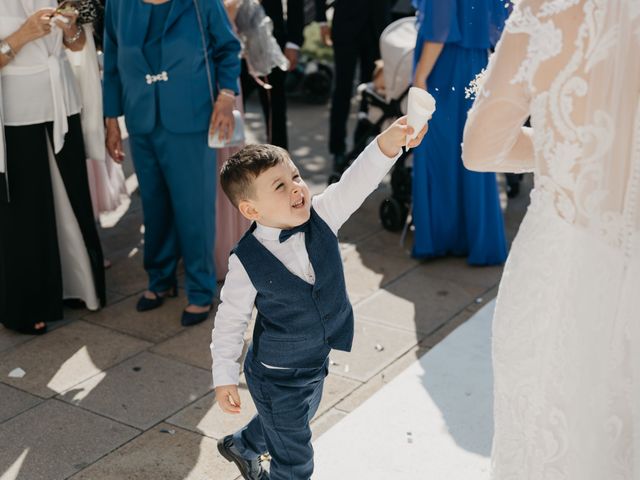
xmin=210 ymin=140 xmax=400 ymax=387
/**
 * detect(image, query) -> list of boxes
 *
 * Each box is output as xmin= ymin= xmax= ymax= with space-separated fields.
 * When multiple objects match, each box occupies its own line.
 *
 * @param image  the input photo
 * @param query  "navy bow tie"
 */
xmin=279 ymin=222 xmax=310 ymax=243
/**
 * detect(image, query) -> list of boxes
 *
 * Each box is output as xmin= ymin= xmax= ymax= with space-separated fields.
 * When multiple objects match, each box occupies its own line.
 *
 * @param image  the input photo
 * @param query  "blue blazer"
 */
xmin=103 ymin=0 xmax=242 ymax=135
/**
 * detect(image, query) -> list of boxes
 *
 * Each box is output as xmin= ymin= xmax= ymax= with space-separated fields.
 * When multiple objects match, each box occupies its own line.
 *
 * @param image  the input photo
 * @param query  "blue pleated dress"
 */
xmin=411 ymin=0 xmax=509 ymax=265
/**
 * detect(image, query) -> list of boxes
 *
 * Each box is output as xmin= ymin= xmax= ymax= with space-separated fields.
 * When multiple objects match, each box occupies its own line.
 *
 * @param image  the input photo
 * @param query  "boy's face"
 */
xmin=239 ymin=158 xmax=311 ymax=229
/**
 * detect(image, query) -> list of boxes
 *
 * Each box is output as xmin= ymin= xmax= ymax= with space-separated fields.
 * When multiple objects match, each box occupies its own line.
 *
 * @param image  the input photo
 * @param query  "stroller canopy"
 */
xmin=379 ymin=16 xmax=418 ymax=103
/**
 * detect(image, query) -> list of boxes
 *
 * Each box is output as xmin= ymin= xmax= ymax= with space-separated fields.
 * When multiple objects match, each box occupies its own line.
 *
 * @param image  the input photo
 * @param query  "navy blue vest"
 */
xmin=232 ymin=208 xmax=354 ymax=368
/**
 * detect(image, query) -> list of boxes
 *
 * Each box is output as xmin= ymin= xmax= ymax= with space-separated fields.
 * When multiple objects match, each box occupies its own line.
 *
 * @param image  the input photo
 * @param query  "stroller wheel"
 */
xmin=379 ymin=197 xmax=408 ymax=232
xmin=328 ymin=172 xmax=342 ymax=185
xmin=390 ymin=165 xmax=412 ymax=204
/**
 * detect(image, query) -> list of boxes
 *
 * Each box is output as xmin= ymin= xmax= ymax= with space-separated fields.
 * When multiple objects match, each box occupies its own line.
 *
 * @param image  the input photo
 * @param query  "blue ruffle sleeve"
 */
xmin=412 ymin=0 xmax=509 ymax=49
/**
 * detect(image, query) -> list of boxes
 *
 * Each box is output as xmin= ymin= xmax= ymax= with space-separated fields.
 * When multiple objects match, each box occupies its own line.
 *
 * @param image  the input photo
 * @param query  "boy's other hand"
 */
xmin=377 ymin=116 xmax=428 ymax=158
xmin=216 ymin=385 xmax=242 ymax=414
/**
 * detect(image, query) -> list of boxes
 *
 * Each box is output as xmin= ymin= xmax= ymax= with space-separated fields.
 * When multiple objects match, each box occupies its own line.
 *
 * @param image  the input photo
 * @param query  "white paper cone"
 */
xmin=406 ymin=87 xmax=436 ymax=146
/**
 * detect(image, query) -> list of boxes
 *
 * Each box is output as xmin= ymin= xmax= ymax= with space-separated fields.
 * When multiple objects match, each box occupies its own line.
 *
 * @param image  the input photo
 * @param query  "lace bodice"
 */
xmin=463 ymin=0 xmax=640 ymax=256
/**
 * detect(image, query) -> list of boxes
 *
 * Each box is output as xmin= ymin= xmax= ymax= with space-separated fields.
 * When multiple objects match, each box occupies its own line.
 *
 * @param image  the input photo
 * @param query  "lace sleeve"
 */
xmin=462 ymin=10 xmax=535 ymax=174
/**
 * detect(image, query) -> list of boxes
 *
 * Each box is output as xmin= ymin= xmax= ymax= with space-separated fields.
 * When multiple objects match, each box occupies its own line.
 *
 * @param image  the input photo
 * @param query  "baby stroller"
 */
xmin=329 ymin=16 xmax=417 ymax=232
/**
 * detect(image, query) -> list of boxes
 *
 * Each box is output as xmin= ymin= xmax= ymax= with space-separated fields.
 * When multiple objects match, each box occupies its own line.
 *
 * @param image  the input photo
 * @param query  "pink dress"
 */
xmin=215 ymin=96 xmax=251 ymax=280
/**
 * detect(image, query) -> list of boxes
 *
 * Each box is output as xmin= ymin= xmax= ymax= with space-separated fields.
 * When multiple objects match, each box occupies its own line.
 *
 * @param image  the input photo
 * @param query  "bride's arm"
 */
xmin=462 ymin=22 xmax=533 ymax=174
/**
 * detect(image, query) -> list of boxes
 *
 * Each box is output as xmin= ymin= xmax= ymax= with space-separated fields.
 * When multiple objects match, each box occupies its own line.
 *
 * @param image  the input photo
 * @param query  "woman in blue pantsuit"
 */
xmin=411 ymin=0 xmax=508 ymax=265
xmin=103 ymin=0 xmax=241 ymax=325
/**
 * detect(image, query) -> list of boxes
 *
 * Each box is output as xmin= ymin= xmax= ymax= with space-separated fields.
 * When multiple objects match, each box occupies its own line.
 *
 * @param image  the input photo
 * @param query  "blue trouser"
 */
xmin=233 ymin=349 xmax=328 ymax=480
xmin=129 ymin=123 xmax=216 ymax=306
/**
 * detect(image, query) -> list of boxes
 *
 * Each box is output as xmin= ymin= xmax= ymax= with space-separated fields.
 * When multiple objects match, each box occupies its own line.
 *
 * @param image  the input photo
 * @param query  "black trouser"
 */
xmin=0 ymin=115 xmax=105 ymax=330
xmin=241 ymin=60 xmax=289 ymax=149
xmin=329 ymin=38 xmax=379 ymax=155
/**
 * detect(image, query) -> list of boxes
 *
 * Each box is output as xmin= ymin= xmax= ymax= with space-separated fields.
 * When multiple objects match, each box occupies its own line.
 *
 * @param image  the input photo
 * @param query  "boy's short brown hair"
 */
xmin=220 ymin=144 xmax=291 ymax=207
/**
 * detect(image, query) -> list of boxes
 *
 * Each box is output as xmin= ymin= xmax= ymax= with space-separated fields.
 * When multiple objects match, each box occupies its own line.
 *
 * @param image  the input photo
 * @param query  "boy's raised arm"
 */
xmin=313 ymin=139 xmax=400 ymax=234
xmin=313 ymin=118 xmax=426 ymax=234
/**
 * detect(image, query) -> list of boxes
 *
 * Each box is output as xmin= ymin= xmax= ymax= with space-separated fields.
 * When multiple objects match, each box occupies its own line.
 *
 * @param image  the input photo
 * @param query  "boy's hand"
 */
xmin=377 ymin=116 xmax=428 ymax=158
xmin=215 ymin=385 xmax=242 ymax=414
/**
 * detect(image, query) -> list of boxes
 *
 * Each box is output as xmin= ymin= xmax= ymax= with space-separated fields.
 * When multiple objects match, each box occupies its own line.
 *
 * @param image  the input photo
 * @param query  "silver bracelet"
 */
xmin=63 ymin=27 xmax=83 ymax=46
xmin=219 ymin=89 xmax=235 ymax=99
xmin=0 ymin=39 xmax=16 ymax=60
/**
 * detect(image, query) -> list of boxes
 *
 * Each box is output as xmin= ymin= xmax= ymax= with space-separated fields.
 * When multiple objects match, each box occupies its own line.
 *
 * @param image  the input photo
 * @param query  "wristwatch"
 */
xmin=0 ymin=39 xmax=16 ymax=60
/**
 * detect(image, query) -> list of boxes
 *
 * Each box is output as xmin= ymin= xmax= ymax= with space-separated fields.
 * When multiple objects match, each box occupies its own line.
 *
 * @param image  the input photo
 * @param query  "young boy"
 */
xmin=211 ymin=117 xmax=427 ymax=480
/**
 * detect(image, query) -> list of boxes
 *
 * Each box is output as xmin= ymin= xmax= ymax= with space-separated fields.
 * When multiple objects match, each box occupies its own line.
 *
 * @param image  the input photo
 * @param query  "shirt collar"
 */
xmin=253 ymin=223 xmax=283 ymax=241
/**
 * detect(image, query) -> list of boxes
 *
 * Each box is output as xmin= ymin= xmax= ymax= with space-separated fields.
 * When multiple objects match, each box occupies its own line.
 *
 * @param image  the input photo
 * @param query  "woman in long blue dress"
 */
xmin=411 ymin=0 xmax=508 ymax=265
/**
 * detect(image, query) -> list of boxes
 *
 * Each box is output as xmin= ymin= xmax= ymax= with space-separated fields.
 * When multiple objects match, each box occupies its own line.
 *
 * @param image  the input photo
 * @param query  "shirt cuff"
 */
xmin=285 ymin=42 xmax=300 ymax=51
xmin=212 ymin=363 xmax=241 ymax=388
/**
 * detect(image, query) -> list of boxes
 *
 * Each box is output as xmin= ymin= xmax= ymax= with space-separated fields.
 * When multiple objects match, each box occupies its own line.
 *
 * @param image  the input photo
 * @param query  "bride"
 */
xmin=462 ymin=0 xmax=640 ymax=478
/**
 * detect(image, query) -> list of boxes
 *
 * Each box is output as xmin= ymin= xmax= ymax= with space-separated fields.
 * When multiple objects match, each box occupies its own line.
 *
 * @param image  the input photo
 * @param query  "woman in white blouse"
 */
xmin=0 ymin=1 xmax=105 ymax=335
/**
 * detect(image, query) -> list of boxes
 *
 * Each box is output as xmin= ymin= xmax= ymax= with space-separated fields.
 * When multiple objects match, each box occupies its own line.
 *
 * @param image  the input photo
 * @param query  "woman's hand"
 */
xmin=105 ymin=118 xmax=126 ymax=163
xmin=18 ymin=8 xmax=55 ymax=43
xmin=210 ymin=93 xmax=235 ymax=143
xmin=284 ymin=47 xmax=299 ymax=71
xmin=320 ymin=23 xmax=332 ymax=47
xmin=377 ymin=116 xmax=428 ymax=158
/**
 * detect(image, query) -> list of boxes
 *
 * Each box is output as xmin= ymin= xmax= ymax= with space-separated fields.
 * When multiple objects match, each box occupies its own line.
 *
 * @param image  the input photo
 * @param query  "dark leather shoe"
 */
xmin=217 ymin=435 xmax=269 ymax=480
xmin=180 ymin=305 xmax=212 ymax=327
xmin=136 ymin=288 xmax=177 ymax=312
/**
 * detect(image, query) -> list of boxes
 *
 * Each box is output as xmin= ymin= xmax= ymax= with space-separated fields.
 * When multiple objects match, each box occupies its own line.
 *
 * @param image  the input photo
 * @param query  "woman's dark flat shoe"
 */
xmin=181 ymin=306 xmax=212 ymax=327
xmin=136 ymin=288 xmax=177 ymax=312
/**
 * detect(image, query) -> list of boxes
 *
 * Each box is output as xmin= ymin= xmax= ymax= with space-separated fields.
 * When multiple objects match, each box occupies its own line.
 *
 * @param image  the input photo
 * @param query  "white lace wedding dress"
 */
xmin=462 ymin=1 xmax=640 ymax=478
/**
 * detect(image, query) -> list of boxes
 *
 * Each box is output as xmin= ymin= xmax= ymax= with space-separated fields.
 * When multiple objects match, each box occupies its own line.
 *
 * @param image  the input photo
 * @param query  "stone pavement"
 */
xmin=0 ymin=96 xmax=532 ymax=480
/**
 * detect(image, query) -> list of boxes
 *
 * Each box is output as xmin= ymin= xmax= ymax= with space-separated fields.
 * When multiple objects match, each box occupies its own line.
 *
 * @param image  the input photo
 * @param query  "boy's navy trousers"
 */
xmin=232 ymin=347 xmax=329 ymax=480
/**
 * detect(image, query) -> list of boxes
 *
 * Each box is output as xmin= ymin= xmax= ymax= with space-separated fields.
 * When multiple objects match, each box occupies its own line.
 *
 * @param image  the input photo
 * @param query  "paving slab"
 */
xmin=0 ymin=399 xmax=138 ymax=480
xmin=354 ymin=268 xmax=487 ymax=335
xmin=103 ymin=252 xmax=148 ymax=297
xmin=338 ymin=190 xmax=388 ymax=245
xmin=0 ymin=321 xmax=151 ymax=398
xmin=0 ymin=327 xmax=32 ymax=355
xmin=418 ymin=256 xmax=504 ymax=289
xmin=85 ymin=294 xmax=191 ymax=344
xmin=70 ymin=423 xmax=239 ymax=480
xmin=355 ymin=229 xmax=415 ymax=259
xmin=0 ymin=383 xmax=41 ymax=424
xmin=328 ymin=318 xmax=418 ymax=382
xmin=167 ymin=383 xmax=257 ymax=440
xmin=150 ymin=309 xmax=221 ymax=371
xmin=311 ymin=408 xmax=347 ymax=439
xmin=335 ymin=344 xmax=430 ymax=414
xmin=57 ymin=351 xmax=212 ymax=430
xmin=342 ymin=247 xmax=417 ymax=305
xmin=318 ymin=373 xmax=361 ymax=415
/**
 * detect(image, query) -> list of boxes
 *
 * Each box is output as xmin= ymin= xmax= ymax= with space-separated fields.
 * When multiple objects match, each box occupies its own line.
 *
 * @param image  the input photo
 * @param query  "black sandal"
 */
xmin=14 ymin=323 xmax=48 ymax=335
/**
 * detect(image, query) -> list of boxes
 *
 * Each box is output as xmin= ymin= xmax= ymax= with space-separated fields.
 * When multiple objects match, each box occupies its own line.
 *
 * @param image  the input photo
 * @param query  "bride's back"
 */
xmin=516 ymin=0 xmax=640 ymax=254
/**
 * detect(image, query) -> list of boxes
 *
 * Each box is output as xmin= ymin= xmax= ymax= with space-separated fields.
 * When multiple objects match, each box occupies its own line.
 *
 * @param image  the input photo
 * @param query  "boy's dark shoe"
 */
xmin=217 ymin=435 xmax=269 ymax=480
